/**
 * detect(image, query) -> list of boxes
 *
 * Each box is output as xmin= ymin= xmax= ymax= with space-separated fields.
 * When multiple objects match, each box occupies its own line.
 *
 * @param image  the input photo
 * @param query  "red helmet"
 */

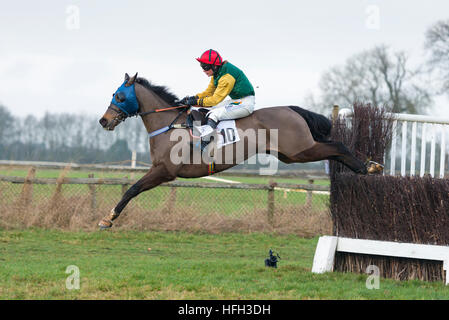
xmin=196 ymin=49 xmax=223 ymax=66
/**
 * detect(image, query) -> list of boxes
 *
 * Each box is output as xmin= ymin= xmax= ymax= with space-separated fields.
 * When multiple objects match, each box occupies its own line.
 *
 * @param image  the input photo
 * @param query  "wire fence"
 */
xmin=0 ymin=167 xmax=331 ymax=236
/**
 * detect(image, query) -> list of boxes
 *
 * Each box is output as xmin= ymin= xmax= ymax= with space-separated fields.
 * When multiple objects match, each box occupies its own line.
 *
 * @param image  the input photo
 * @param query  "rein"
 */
xmin=136 ymin=104 xmax=188 ymax=117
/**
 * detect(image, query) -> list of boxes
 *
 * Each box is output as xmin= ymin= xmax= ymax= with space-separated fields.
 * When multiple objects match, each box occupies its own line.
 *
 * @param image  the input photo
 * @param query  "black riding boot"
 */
xmin=200 ymin=119 xmax=218 ymax=152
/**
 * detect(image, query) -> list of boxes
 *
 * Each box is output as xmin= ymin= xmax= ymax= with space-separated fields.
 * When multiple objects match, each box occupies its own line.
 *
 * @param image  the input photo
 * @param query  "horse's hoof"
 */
xmin=367 ymin=161 xmax=384 ymax=174
xmin=98 ymin=219 xmax=113 ymax=230
xmin=98 ymin=208 xmax=119 ymax=230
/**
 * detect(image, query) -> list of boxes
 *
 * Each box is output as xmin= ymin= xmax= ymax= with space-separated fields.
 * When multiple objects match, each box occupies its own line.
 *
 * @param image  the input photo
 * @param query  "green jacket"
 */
xmin=196 ymin=61 xmax=255 ymax=107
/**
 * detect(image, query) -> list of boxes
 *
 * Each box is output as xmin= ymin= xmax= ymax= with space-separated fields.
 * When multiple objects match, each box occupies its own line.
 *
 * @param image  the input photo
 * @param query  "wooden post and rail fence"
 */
xmin=0 ymin=170 xmax=330 ymax=225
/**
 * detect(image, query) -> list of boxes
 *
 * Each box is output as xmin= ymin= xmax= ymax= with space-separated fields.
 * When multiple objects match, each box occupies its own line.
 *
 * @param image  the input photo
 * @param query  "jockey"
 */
xmin=180 ymin=49 xmax=255 ymax=152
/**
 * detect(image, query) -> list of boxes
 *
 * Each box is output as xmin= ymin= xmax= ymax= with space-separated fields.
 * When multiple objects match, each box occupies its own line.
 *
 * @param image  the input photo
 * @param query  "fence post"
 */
xmin=306 ymin=179 xmax=314 ymax=208
xmin=164 ymin=186 xmax=177 ymax=214
xmin=332 ymin=105 xmax=339 ymax=123
xmin=267 ymin=180 xmax=276 ymax=226
xmin=121 ymin=176 xmax=129 ymax=197
xmin=20 ymin=166 xmax=36 ymax=207
xmin=50 ymin=165 xmax=71 ymax=210
xmin=88 ymin=173 xmax=97 ymax=212
xmin=130 ymin=151 xmax=136 ymax=180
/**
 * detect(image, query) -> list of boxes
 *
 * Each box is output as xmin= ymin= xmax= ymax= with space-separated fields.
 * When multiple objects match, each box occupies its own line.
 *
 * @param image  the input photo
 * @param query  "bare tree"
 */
xmin=0 ymin=105 xmax=14 ymax=145
xmin=425 ymin=19 xmax=449 ymax=95
xmin=314 ymin=45 xmax=432 ymax=114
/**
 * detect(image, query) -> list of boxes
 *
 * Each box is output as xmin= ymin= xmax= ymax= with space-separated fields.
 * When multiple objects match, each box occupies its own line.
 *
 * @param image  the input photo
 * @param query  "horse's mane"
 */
xmin=135 ymin=77 xmax=179 ymax=105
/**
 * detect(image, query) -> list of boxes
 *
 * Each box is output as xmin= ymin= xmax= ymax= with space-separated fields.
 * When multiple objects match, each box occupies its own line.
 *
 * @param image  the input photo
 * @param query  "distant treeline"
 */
xmin=0 ymin=105 xmax=324 ymax=171
xmin=0 ymin=105 xmax=149 ymax=164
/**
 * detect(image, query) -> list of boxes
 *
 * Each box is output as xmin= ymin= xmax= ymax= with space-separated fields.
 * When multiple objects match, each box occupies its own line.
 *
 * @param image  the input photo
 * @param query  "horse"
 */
xmin=97 ymin=72 xmax=373 ymax=229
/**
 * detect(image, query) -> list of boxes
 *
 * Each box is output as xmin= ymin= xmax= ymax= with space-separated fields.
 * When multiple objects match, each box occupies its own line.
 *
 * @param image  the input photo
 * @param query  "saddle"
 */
xmin=186 ymin=108 xmax=214 ymax=138
xmin=186 ymin=108 xmax=210 ymax=127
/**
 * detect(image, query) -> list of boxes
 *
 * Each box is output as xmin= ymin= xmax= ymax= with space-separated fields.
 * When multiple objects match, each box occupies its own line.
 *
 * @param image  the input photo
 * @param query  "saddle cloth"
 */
xmin=187 ymin=109 xmax=240 ymax=149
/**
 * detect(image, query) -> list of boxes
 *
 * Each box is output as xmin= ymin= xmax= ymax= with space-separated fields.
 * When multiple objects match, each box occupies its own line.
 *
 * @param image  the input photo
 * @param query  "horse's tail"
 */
xmin=288 ymin=106 xmax=331 ymax=142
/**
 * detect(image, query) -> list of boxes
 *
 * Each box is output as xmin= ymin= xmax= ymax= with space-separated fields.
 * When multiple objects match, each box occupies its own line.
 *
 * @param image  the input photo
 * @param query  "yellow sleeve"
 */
xmin=196 ymin=78 xmax=216 ymax=99
xmin=198 ymin=74 xmax=236 ymax=107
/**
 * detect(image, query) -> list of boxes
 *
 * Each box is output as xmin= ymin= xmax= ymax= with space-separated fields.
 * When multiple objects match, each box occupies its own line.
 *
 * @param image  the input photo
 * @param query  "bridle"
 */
xmin=107 ymin=103 xmax=189 ymax=138
xmin=108 ymin=103 xmax=188 ymax=121
xmin=106 ymin=105 xmax=128 ymax=127
xmin=107 ymin=78 xmax=191 ymax=137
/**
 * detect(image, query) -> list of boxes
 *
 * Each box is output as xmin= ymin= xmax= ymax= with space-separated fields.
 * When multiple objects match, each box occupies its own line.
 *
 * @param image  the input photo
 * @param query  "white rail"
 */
xmin=312 ymin=236 xmax=449 ymax=285
xmin=339 ymin=109 xmax=449 ymax=178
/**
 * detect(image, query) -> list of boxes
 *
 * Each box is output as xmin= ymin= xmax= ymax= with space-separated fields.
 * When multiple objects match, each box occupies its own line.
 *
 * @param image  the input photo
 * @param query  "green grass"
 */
xmin=1 ymin=229 xmax=448 ymax=299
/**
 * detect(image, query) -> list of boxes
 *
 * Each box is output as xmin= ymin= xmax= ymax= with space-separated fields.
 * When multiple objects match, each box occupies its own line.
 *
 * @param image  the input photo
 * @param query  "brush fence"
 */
xmin=316 ymin=107 xmax=449 ymax=284
xmin=339 ymin=108 xmax=449 ymax=178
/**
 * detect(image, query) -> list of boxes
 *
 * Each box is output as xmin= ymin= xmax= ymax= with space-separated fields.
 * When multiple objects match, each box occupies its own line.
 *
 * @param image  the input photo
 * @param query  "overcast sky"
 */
xmin=1 ymin=0 xmax=448 ymax=119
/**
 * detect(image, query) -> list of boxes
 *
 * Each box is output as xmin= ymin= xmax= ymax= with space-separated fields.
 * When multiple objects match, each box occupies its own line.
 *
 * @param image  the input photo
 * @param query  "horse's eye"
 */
xmin=115 ymin=92 xmax=126 ymax=103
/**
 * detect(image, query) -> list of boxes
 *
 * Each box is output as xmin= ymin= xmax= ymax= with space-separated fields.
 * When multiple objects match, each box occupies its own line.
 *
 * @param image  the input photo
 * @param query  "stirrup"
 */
xmin=201 ymin=135 xmax=215 ymax=152
xmin=200 ymin=141 xmax=210 ymax=152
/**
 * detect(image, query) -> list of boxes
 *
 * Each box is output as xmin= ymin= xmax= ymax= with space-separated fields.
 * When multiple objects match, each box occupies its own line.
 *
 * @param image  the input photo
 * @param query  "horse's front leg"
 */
xmin=98 ymin=165 xmax=175 ymax=229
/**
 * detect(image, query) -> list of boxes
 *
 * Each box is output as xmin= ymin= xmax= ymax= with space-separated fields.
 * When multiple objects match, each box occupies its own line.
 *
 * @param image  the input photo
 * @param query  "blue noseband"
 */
xmin=111 ymin=80 xmax=139 ymax=116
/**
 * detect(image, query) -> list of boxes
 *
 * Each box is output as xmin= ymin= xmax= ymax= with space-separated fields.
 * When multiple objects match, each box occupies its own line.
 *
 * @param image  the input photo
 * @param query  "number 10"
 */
xmin=220 ymin=128 xmax=236 ymax=143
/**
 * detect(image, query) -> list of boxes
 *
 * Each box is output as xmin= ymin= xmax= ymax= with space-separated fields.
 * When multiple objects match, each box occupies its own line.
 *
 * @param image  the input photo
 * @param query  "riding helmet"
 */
xmin=196 ymin=49 xmax=223 ymax=66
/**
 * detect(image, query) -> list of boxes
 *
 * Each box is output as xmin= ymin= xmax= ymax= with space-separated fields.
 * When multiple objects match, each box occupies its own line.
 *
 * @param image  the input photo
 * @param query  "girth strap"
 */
xmin=148 ymin=108 xmax=187 ymax=139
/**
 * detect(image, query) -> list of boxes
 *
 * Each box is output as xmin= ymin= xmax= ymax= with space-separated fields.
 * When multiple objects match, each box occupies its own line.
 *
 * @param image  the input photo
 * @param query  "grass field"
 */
xmin=1 ymin=229 xmax=449 ymax=300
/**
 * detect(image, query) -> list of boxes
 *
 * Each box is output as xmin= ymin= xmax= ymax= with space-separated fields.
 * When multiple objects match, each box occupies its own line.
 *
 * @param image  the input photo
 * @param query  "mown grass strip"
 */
xmin=1 ymin=229 xmax=449 ymax=299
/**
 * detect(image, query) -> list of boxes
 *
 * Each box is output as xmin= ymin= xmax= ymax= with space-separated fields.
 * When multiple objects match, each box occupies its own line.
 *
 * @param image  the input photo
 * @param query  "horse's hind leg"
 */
xmin=286 ymin=141 xmax=368 ymax=174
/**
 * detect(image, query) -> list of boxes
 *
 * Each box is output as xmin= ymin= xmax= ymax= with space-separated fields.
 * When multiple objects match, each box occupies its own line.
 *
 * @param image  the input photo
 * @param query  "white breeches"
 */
xmin=204 ymin=96 xmax=255 ymax=123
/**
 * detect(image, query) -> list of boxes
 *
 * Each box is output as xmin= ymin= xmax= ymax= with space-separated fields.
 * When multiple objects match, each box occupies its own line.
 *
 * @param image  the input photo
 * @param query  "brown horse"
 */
xmin=98 ymin=73 xmax=371 ymax=229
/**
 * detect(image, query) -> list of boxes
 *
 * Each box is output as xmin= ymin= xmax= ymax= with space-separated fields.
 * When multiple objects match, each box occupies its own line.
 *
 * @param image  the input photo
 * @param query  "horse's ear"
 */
xmin=128 ymin=72 xmax=138 ymax=85
xmin=125 ymin=73 xmax=130 ymax=82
